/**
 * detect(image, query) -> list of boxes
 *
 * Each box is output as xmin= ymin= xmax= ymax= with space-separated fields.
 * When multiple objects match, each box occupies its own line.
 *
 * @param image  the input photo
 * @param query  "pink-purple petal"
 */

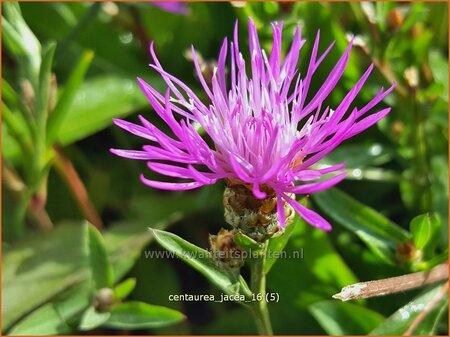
xmin=140 ymin=174 xmax=204 ymax=190
xmin=283 ymin=194 xmax=332 ymax=231
xmin=289 ymin=172 xmax=347 ymax=194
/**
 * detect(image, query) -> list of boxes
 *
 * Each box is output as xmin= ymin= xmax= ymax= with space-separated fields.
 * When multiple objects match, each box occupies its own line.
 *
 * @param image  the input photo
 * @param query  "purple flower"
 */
xmin=151 ymin=2 xmax=188 ymax=15
xmin=111 ymin=18 xmax=395 ymax=231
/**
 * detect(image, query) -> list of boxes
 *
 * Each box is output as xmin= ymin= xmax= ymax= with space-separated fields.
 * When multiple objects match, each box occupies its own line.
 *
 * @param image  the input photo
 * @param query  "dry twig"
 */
xmin=333 ymin=263 xmax=448 ymax=301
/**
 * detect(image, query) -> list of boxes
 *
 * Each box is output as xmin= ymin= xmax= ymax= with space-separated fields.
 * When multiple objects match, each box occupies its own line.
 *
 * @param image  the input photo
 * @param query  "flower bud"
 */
xmin=48 ymin=73 xmax=58 ymax=113
xmin=223 ymin=184 xmax=295 ymax=241
xmin=20 ymin=79 xmax=35 ymax=114
xmin=411 ymin=23 xmax=424 ymax=39
xmin=403 ymin=66 xmax=419 ymax=89
xmin=209 ymin=228 xmax=244 ymax=269
xmin=93 ymin=287 xmax=115 ymax=312
xmin=396 ymin=240 xmax=422 ymax=264
xmin=391 ymin=120 xmax=404 ymax=139
xmin=387 ymin=9 xmax=404 ymax=31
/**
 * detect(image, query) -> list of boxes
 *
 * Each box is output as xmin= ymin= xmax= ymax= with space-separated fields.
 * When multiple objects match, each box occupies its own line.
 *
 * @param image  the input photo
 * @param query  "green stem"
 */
xmin=250 ymin=243 xmax=273 ymax=336
xmin=12 ymin=189 xmax=33 ymax=240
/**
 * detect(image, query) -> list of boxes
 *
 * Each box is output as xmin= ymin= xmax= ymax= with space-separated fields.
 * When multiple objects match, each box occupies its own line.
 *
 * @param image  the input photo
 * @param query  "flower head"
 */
xmin=111 ymin=18 xmax=395 ymax=231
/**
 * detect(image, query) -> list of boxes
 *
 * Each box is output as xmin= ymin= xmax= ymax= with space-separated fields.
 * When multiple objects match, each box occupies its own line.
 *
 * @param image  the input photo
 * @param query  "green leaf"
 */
xmin=2 ymin=79 xmax=22 ymax=108
xmin=2 ymin=2 xmax=41 ymax=82
xmin=234 ymin=232 xmax=262 ymax=251
xmin=309 ymin=300 xmax=385 ymax=335
xmin=2 ymin=18 xmax=27 ymax=56
xmin=410 ymin=213 xmax=440 ymax=251
xmin=1 ymin=80 xmax=34 ymax=160
xmin=429 ymin=49 xmax=448 ymax=102
xmin=264 ymin=216 xmax=300 ymax=274
xmin=9 ymin=282 xmax=91 ymax=335
xmin=313 ymin=188 xmax=410 ymax=265
xmin=2 ymin=123 xmax=21 ymax=162
xmin=37 ymin=41 xmax=56 ymax=120
xmin=2 ymin=223 xmax=86 ymax=331
xmin=2 ymin=217 xmax=181 ymax=332
xmin=104 ymin=301 xmax=184 ymax=330
xmin=46 ymin=50 xmax=94 ymax=146
xmin=369 ymin=284 xmax=448 ymax=335
xmin=79 ymin=306 xmax=111 ymax=331
xmin=114 ymin=278 xmax=137 ymax=301
xmin=55 ymin=75 xmax=154 ymax=145
xmin=2 ymin=103 xmax=31 ymax=151
xmin=106 ymin=189 xmax=221 ymax=279
xmin=84 ymin=223 xmax=114 ymax=289
xmin=414 ymin=249 xmax=448 ymax=271
xmin=151 ymin=228 xmax=242 ymax=296
xmin=412 ymin=300 xmax=448 ymax=336
xmin=320 ymin=143 xmax=394 ymax=169
xmin=8 ymin=304 xmax=72 ymax=335
xmin=430 ymin=156 xmax=449 ymax=242
xmin=8 ymin=218 xmax=181 ymax=334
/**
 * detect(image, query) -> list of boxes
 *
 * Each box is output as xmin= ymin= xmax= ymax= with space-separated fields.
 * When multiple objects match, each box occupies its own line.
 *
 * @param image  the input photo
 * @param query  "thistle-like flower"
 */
xmin=111 ymin=18 xmax=394 ymax=232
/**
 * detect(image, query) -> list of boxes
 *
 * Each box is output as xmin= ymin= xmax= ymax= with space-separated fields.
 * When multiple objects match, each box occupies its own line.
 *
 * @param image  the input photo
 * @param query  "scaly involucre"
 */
xmin=111 ymin=18 xmax=395 ymax=231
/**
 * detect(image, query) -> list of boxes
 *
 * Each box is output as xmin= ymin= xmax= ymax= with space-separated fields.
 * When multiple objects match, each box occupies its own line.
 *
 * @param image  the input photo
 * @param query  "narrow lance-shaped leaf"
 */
xmin=2 ymin=79 xmax=36 ymax=137
xmin=103 ymin=301 xmax=185 ymax=330
xmin=46 ymin=50 xmax=94 ymax=146
xmin=2 ymin=103 xmax=31 ymax=154
xmin=411 ymin=216 xmax=430 ymax=250
xmin=313 ymin=188 xmax=410 ymax=265
xmin=79 ymin=306 xmax=111 ymax=331
xmin=114 ymin=278 xmax=137 ymax=301
xmin=2 ymin=78 xmax=22 ymax=108
xmin=151 ymin=228 xmax=244 ymax=296
xmin=2 ymin=18 xmax=27 ymax=56
xmin=2 ymin=2 xmax=41 ymax=83
xmin=84 ymin=222 xmax=114 ymax=289
xmin=265 ymin=216 xmax=301 ymax=274
xmin=37 ymin=42 xmax=56 ymax=126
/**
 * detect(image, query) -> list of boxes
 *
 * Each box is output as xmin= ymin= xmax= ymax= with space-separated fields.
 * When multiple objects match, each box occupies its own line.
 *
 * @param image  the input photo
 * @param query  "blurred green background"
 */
xmin=2 ymin=1 xmax=448 ymax=335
